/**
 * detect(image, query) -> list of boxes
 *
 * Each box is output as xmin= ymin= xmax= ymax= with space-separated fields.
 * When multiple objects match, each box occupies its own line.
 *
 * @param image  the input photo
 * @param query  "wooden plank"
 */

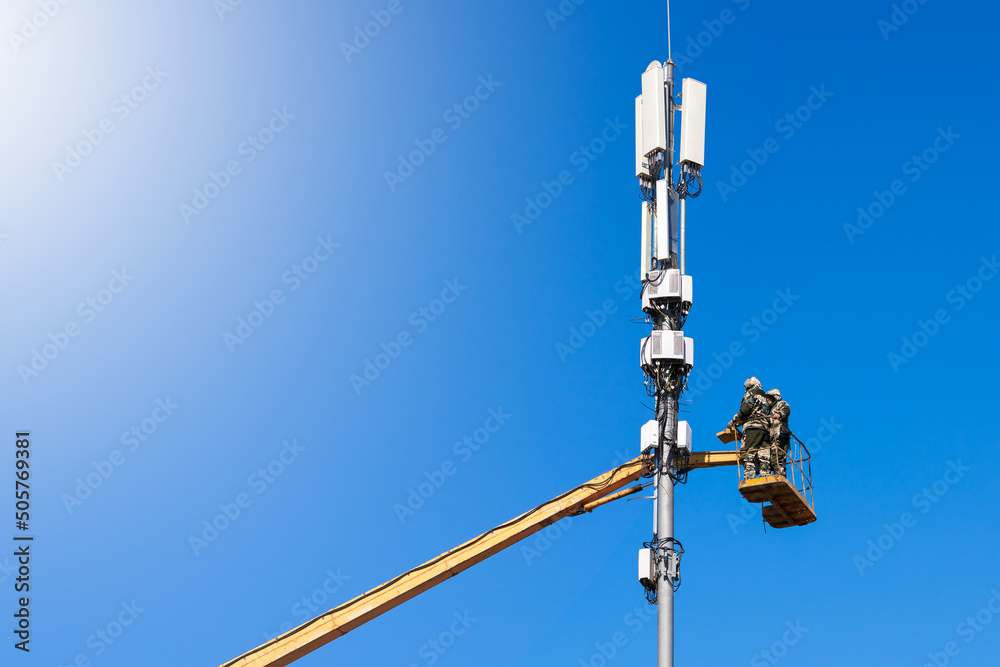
xmin=763 ymin=503 xmax=816 ymax=528
xmin=715 ymin=428 xmax=738 ymax=444
xmin=738 ymin=476 xmax=788 ymax=503
xmin=220 ymin=456 xmax=652 ymax=667
xmin=765 ymin=492 xmax=815 ymax=528
xmin=763 ymin=497 xmax=794 ymax=527
xmin=761 ymin=509 xmax=792 ymax=529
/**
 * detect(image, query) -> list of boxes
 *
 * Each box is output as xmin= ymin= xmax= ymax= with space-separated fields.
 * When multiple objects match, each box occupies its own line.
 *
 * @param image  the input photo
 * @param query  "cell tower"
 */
xmin=221 ymin=13 xmax=815 ymax=667
xmin=634 ymin=58 xmax=706 ymax=667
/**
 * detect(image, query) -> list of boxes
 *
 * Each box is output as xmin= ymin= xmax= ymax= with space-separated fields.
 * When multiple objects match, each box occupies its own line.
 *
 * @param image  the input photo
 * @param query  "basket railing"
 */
xmin=735 ymin=428 xmax=814 ymax=510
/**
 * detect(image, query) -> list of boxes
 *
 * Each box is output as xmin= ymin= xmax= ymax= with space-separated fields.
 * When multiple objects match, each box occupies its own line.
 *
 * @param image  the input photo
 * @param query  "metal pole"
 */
xmin=656 ymin=57 xmax=677 ymax=667
xmin=656 ymin=399 xmax=676 ymax=667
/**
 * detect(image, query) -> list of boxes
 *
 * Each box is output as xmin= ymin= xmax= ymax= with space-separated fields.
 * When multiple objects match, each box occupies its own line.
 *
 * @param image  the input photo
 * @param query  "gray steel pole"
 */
xmin=656 ymin=398 xmax=676 ymax=667
xmin=656 ymin=57 xmax=678 ymax=667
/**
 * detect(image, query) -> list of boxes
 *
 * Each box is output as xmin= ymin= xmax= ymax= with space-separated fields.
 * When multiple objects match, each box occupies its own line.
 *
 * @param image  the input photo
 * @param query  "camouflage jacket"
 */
xmin=734 ymin=390 xmax=769 ymax=431
xmin=769 ymin=400 xmax=791 ymax=444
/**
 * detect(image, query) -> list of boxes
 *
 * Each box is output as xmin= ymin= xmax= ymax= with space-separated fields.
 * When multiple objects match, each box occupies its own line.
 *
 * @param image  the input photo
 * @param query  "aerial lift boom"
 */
xmin=221 ymin=441 xmax=812 ymax=666
xmin=222 ymin=454 xmax=657 ymax=667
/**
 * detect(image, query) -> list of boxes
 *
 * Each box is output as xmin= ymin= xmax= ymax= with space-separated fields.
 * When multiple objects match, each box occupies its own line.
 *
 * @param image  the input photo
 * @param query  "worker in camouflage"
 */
xmin=728 ymin=376 xmax=772 ymax=479
xmin=766 ymin=389 xmax=791 ymax=477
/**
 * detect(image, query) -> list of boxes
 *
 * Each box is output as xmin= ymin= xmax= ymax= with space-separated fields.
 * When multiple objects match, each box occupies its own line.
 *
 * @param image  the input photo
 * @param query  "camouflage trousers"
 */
xmin=775 ymin=437 xmax=790 ymax=477
xmin=740 ymin=428 xmax=773 ymax=478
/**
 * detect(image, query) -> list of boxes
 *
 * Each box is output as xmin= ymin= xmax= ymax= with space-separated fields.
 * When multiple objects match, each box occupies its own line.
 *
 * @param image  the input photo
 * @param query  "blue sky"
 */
xmin=2 ymin=0 xmax=998 ymax=665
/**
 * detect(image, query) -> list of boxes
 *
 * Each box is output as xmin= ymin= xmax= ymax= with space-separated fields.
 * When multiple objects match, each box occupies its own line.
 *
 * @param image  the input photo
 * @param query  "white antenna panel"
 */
xmin=640 ymin=62 xmax=667 ymax=158
xmin=679 ymin=78 xmax=707 ymax=168
xmin=635 ymin=95 xmax=647 ymax=178
xmin=641 ymin=201 xmax=653 ymax=276
xmin=654 ymin=180 xmax=677 ymax=262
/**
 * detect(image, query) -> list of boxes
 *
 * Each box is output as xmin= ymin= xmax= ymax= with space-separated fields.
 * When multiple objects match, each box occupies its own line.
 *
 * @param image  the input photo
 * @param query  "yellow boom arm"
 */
xmin=221 ymin=454 xmax=654 ymax=667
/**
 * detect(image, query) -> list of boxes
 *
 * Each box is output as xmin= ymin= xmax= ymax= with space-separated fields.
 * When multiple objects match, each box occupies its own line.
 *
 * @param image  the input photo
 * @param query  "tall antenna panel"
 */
xmin=679 ymin=78 xmax=707 ymax=168
xmin=635 ymin=96 xmax=648 ymax=177
xmin=654 ymin=179 xmax=677 ymax=262
xmin=641 ymin=201 xmax=653 ymax=274
xmin=640 ymin=62 xmax=667 ymax=158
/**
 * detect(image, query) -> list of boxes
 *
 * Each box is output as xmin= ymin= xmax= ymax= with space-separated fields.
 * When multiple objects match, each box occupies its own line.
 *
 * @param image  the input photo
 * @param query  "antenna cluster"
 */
xmin=636 ymin=62 xmax=706 ymax=271
xmin=635 ymin=59 xmax=705 ymax=416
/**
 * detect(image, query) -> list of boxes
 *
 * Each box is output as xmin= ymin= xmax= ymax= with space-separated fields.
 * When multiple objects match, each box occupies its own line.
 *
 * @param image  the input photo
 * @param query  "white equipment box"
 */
xmin=640 ymin=330 xmax=685 ymax=368
xmin=640 ymin=419 xmax=658 ymax=455
xmin=677 ymin=420 xmax=692 ymax=453
xmin=642 ymin=269 xmax=681 ymax=312
xmin=638 ymin=547 xmax=656 ymax=590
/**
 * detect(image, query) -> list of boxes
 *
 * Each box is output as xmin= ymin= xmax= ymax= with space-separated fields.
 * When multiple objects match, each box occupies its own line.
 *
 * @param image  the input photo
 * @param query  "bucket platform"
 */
xmin=717 ymin=425 xmax=817 ymax=530
xmin=739 ymin=475 xmax=816 ymax=529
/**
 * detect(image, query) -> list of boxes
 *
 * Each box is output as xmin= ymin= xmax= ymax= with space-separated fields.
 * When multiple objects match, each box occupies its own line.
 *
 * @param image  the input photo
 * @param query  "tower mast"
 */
xmin=635 ymin=34 xmax=706 ymax=665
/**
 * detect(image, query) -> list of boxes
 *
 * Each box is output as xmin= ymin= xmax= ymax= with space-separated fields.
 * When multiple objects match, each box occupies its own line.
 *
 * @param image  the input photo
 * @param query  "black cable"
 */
xmin=670 ymin=447 xmax=690 ymax=485
xmin=641 ymin=536 xmax=685 ymax=596
xmin=689 ymin=170 xmax=703 ymax=197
